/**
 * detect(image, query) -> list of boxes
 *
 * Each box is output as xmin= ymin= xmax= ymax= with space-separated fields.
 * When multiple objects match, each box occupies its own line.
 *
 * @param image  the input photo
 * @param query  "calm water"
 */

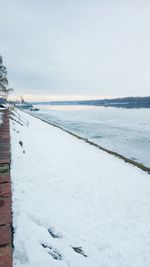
xmin=30 ymin=105 xmax=150 ymax=168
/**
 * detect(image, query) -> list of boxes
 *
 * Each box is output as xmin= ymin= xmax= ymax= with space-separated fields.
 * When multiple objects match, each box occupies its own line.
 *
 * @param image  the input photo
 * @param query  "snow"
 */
xmin=11 ymin=110 xmax=150 ymax=267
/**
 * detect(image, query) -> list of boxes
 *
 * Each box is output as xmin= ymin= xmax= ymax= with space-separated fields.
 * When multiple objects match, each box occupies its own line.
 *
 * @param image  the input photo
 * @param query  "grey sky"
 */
xmin=1 ymin=0 xmax=150 ymax=100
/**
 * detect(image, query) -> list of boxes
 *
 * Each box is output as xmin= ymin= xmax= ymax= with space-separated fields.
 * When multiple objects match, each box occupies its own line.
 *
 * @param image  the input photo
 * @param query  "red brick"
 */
xmin=0 ymin=184 xmax=11 ymax=197
xmin=0 ymin=159 xmax=9 ymax=164
xmin=0 ymin=154 xmax=10 ymax=160
xmin=0 ymin=175 xmax=10 ymax=184
xmin=0 ymin=154 xmax=10 ymax=158
xmin=0 ymin=225 xmax=11 ymax=246
xmin=0 ymin=111 xmax=12 ymax=266
xmin=0 ymin=197 xmax=11 ymax=225
xmin=0 ymin=245 xmax=12 ymax=267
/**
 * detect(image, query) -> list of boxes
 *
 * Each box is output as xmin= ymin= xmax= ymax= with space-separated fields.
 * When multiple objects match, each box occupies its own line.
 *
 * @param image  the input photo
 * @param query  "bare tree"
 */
xmin=0 ymin=55 xmax=13 ymax=98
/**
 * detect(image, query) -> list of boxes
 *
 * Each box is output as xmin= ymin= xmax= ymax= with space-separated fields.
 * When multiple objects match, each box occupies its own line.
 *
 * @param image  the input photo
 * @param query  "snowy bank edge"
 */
xmin=24 ymin=110 xmax=150 ymax=174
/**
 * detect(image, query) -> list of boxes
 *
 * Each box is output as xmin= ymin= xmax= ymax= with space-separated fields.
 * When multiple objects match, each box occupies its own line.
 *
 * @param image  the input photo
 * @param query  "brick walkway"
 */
xmin=0 ymin=110 xmax=12 ymax=267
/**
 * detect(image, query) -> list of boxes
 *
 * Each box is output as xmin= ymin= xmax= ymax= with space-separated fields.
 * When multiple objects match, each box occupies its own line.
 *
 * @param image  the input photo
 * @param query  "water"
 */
xmin=29 ymin=105 xmax=150 ymax=168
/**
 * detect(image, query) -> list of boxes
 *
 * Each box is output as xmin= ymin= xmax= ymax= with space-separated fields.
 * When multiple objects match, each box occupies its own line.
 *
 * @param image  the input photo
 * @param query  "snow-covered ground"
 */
xmin=11 ymin=110 xmax=150 ymax=267
xmin=30 ymin=105 xmax=150 ymax=167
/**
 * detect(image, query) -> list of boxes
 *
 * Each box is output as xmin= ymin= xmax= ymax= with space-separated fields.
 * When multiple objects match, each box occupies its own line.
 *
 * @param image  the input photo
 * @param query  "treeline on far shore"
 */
xmin=9 ymin=96 xmax=150 ymax=109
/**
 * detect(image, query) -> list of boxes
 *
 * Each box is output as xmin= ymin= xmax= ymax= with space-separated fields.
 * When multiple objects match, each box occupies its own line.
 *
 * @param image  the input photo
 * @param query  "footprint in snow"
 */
xmin=48 ymin=227 xmax=62 ymax=239
xmin=41 ymin=243 xmax=62 ymax=260
xmin=29 ymin=216 xmax=88 ymax=260
xmin=29 ymin=215 xmax=62 ymax=239
xmin=19 ymin=140 xmax=23 ymax=147
xmin=72 ymin=246 xmax=88 ymax=257
xmin=19 ymin=140 xmax=25 ymax=153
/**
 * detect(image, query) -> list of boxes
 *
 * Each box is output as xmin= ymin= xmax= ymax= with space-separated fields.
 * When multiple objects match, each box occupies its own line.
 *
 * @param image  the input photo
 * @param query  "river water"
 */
xmin=30 ymin=105 xmax=150 ymax=168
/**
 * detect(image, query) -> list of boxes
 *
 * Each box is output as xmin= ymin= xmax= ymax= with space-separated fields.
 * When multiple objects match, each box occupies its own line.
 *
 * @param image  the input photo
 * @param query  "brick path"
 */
xmin=0 ymin=110 xmax=12 ymax=267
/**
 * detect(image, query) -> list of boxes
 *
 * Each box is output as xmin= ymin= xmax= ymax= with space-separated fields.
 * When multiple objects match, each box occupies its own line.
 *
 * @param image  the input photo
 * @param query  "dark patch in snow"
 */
xmin=72 ymin=246 xmax=87 ymax=257
xmin=48 ymin=227 xmax=62 ymax=239
xmin=19 ymin=140 xmax=23 ymax=147
xmin=41 ymin=243 xmax=62 ymax=260
xmin=11 ymin=224 xmax=15 ymax=248
xmin=13 ymin=128 xmax=20 ymax=133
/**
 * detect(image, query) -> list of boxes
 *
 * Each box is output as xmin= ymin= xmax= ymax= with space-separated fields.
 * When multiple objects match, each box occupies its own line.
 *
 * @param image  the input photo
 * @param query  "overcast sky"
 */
xmin=1 ymin=0 xmax=150 ymax=100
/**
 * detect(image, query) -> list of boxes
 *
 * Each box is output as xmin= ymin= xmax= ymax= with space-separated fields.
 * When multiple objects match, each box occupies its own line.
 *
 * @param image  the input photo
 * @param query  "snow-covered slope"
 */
xmin=30 ymin=105 xmax=150 ymax=167
xmin=11 ymin=110 xmax=150 ymax=267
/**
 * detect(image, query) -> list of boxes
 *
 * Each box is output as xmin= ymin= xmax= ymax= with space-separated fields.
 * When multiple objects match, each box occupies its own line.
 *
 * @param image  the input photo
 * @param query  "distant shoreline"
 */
xmin=35 ymin=96 xmax=150 ymax=109
xmin=10 ymin=96 xmax=150 ymax=109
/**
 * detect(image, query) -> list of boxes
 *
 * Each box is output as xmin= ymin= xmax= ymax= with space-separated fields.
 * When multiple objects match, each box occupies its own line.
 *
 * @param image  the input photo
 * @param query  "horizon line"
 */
xmin=8 ymin=95 xmax=150 ymax=102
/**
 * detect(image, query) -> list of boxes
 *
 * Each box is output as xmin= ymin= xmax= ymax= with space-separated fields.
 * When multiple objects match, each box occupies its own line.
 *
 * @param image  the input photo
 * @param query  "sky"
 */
xmin=1 ymin=0 xmax=150 ymax=101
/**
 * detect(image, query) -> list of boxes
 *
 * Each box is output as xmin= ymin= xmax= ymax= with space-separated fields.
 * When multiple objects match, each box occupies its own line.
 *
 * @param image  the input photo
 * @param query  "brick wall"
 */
xmin=0 ymin=110 xmax=12 ymax=267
